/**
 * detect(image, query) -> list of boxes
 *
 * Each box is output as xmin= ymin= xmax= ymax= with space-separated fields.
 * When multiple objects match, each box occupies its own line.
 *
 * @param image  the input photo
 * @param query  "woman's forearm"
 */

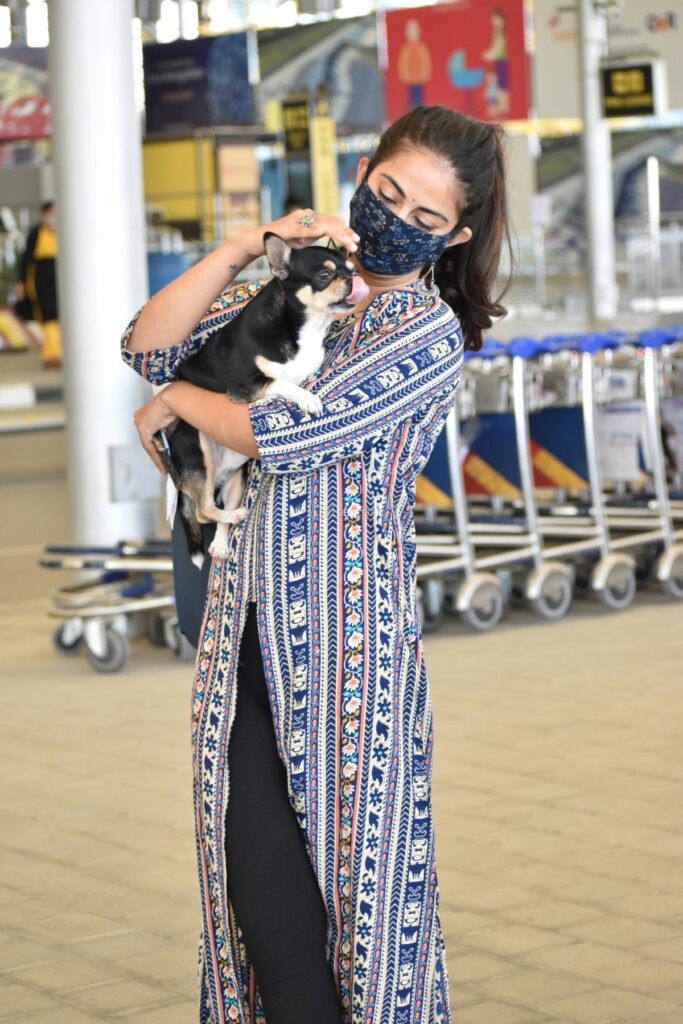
xmin=163 ymin=381 xmax=259 ymax=460
xmin=126 ymin=234 xmax=258 ymax=355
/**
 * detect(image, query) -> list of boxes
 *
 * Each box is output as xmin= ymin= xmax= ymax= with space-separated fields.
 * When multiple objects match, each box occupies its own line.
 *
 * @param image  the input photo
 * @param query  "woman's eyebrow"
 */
xmin=379 ymin=173 xmax=449 ymax=223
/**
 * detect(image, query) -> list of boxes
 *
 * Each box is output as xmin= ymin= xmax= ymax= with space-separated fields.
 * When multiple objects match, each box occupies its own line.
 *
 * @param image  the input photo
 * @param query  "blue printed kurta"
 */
xmin=122 ymin=280 xmax=463 ymax=1024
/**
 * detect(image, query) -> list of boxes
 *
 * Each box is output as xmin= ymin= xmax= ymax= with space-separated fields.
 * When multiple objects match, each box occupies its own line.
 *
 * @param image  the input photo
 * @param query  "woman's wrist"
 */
xmin=159 ymin=381 xmax=183 ymax=414
xmin=227 ymin=228 xmax=265 ymax=265
xmin=159 ymin=381 xmax=258 ymax=458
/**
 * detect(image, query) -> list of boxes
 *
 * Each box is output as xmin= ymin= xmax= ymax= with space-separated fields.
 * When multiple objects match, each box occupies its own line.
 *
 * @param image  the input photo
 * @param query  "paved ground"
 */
xmin=1 ymin=360 xmax=682 ymax=1024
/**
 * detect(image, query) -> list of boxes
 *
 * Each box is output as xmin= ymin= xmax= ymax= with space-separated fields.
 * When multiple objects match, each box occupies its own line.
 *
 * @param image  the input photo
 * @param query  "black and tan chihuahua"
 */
xmin=160 ymin=232 xmax=369 ymax=566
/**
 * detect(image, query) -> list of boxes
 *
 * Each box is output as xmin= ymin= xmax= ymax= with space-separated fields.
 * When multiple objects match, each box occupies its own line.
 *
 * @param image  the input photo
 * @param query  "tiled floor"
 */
xmin=1 ymin=419 xmax=682 ymax=1023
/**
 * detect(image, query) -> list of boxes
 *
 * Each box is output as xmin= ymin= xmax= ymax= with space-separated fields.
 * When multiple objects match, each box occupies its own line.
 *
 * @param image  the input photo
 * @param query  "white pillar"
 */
xmin=48 ymin=0 xmax=158 ymax=544
xmin=578 ymin=0 xmax=618 ymax=321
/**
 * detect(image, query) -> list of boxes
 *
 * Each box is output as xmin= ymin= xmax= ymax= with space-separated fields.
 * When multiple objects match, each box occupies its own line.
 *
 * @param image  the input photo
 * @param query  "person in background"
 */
xmin=16 ymin=201 xmax=62 ymax=369
xmin=282 ymin=194 xmax=306 ymax=216
xmin=397 ymin=18 xmax=433 ymax=108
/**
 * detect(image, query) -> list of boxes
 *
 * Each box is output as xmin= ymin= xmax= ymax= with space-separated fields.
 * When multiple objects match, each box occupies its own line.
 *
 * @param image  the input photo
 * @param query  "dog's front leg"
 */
xmin=255 ymin=356 xmax=323 ymax=416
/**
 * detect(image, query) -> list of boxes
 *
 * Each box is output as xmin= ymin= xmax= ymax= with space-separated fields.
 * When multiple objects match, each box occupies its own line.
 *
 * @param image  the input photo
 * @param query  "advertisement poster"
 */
xmin=0 ymin=48 xmax=50 ymax=141
xmin=385 ymin=0 xmax=529 ymax=123
xmin=143 ymin=33 xmax=255 ymax=133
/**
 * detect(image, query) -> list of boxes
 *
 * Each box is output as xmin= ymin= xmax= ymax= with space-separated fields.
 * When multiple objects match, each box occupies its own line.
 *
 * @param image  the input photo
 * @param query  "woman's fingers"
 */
xmin=136 ymin=423 xmax=167 ymax=476
xmin=134 ymin=398 xmax=178 ymax=476
xmin=274 ymin=211 xmax=360 ymax=253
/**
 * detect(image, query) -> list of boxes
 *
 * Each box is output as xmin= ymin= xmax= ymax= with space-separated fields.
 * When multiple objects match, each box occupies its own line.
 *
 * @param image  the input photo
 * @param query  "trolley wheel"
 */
xmin=597 ymin=564 xmax=637 ymax=610
xmin=460 ymin=590 xmax=504 ymax=632
xmin=53 ymin=622 xmax=84 ymax=656
xmin=657 ymin=546 xmax=683 ymax=600
xmin=529 ymin=567 xmax=573 ymax=620
xmin=85 ymin=626 xmax=130 ymax=674
xmin=661 ymin=571 xmax=683 ymax=599
xmin=418 ymin=579 xmax=445 ymax=634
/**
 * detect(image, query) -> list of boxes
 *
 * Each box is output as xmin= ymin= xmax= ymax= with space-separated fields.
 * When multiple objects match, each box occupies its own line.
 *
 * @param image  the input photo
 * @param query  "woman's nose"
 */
xmin=395 ymin=202 xmax=412 ymax=224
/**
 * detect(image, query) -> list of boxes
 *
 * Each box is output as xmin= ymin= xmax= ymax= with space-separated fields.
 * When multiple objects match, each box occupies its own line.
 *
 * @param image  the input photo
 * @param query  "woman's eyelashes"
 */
xmin=379 ymin=191 xmax=436 ymax=232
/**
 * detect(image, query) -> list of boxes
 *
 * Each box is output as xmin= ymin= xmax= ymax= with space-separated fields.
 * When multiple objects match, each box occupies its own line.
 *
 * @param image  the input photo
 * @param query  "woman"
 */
xmin=17 ymin=201 xmax=62 ymax=369
xmin=123 ymin=106 xmax=510 ymax=1024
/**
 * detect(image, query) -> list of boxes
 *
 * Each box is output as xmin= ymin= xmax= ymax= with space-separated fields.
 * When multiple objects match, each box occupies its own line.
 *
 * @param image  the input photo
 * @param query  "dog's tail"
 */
xmin=179 ymin=494 xmax=205 ymax=570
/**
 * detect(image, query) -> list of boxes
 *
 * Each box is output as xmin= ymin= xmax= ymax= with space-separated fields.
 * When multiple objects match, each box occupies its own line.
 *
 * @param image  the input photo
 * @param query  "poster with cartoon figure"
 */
xmin=385 ymin=0 xmax=529 ymax=122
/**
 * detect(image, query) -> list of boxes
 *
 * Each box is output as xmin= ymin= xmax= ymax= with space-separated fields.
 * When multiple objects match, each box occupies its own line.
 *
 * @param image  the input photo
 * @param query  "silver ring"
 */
xmin=296 ymin=211 xmax=317 ymax=228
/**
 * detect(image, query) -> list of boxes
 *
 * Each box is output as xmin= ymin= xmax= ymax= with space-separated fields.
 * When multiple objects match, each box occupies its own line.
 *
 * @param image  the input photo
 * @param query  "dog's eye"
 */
xmin=317 ymin=270 xmax=334 ymax=283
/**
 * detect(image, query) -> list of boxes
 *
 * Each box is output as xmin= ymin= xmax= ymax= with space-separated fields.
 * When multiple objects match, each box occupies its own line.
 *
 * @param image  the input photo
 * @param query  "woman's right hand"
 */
xmin=237 ymin=210 xmax=360 ymax=262
xmin=134 ymin=391 xmax=179 ymax=475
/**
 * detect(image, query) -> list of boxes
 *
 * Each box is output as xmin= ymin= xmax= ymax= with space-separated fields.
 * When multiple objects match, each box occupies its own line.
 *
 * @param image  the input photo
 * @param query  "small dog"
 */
xmin=162 ymin=232 xmax=369 ymax=567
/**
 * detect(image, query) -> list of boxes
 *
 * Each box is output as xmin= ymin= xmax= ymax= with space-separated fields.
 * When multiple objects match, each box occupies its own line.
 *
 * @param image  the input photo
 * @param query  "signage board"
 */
xmin=0 ymin=48 xmax=49 ymax=141
xmin=535 ymin=2 xmax=682 ymax=119
xmin=601 ymin=61 xmax=661 ymax=118
xmin=143 ymin=33 xmax=255 ymax=133
xmin=282 ymin=98 xmax=310 ymax=152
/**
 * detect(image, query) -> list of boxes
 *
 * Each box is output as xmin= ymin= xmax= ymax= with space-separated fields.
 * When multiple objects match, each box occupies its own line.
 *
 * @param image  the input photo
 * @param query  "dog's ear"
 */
xmin=264 ymin=232 xmax=292 ymax=280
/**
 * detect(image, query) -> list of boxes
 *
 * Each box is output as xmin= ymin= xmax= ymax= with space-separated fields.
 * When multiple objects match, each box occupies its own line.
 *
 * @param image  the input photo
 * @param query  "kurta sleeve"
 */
xmin=120 ymin=279 xmax=266 ymax=384
xmin=248 ymin=291 xmax=464 ymax=475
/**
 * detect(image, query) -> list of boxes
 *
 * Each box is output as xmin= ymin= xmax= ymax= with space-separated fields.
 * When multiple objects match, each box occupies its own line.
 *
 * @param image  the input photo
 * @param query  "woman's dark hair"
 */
xmin=367 ymin=105 xmax=512 ymax=351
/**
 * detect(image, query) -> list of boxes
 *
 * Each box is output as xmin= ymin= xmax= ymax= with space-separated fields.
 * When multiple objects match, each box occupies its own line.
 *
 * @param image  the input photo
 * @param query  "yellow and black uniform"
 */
xmin=19 ymin=221 xmax=62 ymax=366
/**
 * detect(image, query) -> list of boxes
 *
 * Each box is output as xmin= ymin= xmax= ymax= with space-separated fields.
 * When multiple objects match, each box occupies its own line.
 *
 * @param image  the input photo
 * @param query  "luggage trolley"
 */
xmin=416 ymin=338 xmax=575 ymax=625
xmin=662 ymin=325 xmax=683 ymax=511
xmin=39 ymin=541 xmax=187 ymax=673
xmin=524 ymin=332 xmax=640 ymax=609
xmin=600 ymin=330 xmax=683 ymax=597
xmin=415 ymin=389 xmax=506 ymax=633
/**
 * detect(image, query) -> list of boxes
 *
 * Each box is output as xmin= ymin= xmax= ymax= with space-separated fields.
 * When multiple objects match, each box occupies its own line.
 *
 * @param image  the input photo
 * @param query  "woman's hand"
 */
xmin=238 ymin=209 xmax=360 ymax=261
xmin=134 ymin=390 xmax=179 ymax=475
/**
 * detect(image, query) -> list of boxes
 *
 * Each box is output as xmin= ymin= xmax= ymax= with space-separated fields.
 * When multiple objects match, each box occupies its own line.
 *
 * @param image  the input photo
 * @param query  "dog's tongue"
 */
xmin=346 ymin=274 xmax=370 ymax=305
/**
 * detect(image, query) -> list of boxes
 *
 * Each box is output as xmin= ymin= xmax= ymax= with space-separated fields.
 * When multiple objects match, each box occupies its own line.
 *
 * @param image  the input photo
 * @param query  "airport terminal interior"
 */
xmin=1 ymin=1 xmax=682 ymax=1022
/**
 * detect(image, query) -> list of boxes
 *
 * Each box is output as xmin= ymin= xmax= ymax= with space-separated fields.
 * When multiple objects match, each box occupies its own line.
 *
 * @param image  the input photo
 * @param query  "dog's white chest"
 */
xmin=280 ymin=319 xmax=328 ymax=383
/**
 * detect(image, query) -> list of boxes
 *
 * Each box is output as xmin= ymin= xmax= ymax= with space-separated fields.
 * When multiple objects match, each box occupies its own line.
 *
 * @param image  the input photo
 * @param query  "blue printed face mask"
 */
xmin=349 ymin=177 xmax=455 ymax=275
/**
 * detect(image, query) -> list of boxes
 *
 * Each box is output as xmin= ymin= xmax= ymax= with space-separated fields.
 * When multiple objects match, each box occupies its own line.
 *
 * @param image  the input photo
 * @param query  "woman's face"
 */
xmin=355 ymin=146 xmax=471 ymax=249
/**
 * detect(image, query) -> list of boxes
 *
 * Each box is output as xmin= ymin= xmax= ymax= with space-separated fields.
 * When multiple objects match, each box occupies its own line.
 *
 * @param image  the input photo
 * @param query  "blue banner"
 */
xmin=143 ymin=33 xmax=255 ymax=133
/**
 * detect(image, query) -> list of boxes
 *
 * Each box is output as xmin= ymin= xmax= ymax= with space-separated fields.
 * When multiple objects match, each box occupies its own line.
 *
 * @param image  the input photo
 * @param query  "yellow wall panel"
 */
xmin=142 ymin=138 xmax=216 ymax=240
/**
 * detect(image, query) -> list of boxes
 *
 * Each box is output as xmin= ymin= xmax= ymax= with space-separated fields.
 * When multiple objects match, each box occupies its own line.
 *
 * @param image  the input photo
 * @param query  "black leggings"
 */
xmin=225 ymin=602 xmax=344 ymax=1024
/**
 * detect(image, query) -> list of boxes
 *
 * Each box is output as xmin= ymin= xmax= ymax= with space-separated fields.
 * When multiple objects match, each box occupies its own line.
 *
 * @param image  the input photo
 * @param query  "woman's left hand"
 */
xmin=134 ymin=390 xmax=179 ymax=475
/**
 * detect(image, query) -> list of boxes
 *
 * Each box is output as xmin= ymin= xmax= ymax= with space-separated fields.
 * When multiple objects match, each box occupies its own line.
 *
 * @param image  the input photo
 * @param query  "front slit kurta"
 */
xmin=122 ymin=282 xmax=463 ymax=1024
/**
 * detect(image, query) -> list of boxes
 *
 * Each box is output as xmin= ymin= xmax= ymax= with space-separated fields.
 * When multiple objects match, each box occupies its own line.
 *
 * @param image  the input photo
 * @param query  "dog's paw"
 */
xmin=226 ymin=506 xmax=248 ymax=524
xmin=208 ymin=535 xmax=229 ymax=561
xmin=294 ymin=390 xmax=323 ymax=417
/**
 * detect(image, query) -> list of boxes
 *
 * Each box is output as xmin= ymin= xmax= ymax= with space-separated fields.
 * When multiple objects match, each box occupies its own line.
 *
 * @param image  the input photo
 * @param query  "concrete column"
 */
xmin=48 ymin=0 xmax=158 ymax=544
xmin=578 ymin=0 xmax=618 ymax=320
xmin=10 ymin=1 xmax=28 ymax=45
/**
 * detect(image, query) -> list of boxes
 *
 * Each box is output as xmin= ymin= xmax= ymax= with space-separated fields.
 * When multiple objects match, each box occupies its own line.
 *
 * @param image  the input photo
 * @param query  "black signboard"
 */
xmin=282 ymin=99 xmax=310 ymax=152
xmin=601 ymin=62 xmax=656 ymax=118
